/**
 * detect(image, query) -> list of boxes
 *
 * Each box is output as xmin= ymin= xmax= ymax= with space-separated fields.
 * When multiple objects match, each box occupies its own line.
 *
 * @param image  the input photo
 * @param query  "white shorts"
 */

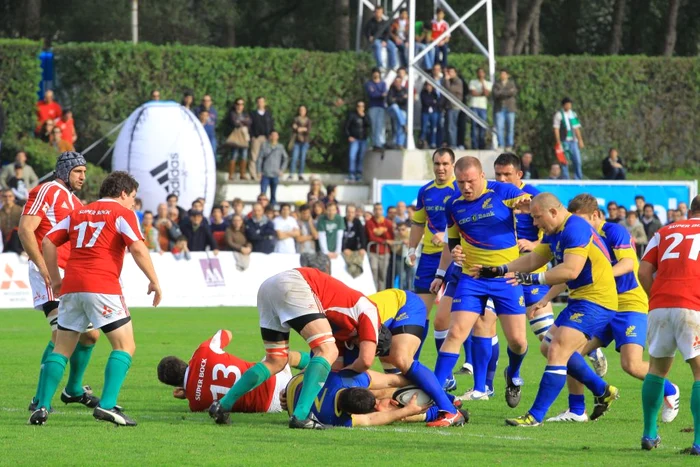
xmin=29 ymin=260 xmax=63 ymax=310
xmin=57 ymin=292 xmax=130 ymax=333
xmin=268 ymin=364 xmax=293 ymax=413
xmin=257 ymin=269 xmax=322 ymax=334
xmin=648 ymin=307 xmax=700 ymax=361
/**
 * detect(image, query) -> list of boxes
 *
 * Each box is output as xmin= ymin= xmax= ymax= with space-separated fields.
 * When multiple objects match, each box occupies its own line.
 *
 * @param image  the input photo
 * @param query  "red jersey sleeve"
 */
xmin=115 ymin=210 xmax=144 ymax=246
xmin=207 ymin=330 xmax=232 ymax=354
xmin=357 ymin=308 xmax=380 ymax=344
xmin=641 ymin=232 xmax=660 ymax=268
xmin=45 ymin=216 xmax=71 ymax=247
xmin=22 ymin=184 xmax=49 ymax=217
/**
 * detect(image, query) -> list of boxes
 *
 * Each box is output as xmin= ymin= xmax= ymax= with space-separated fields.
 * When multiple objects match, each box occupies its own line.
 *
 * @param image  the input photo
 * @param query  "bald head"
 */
xmin=530 ymin=193 xmax=568 ymax=234
xmin=531 ymin=192 xmax=563 ymax=211
xmin=690 ymin=195 xmax=700 ymax=217
xmin=454 ymin=156 xmax=486 ymax=201
xmin=455 ymin=156 xmax=482 ymax=173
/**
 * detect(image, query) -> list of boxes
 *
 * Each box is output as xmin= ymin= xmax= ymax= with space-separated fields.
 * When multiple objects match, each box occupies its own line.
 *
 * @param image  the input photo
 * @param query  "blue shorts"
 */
xmin=593 ymin=311 xmax=647 ymax=352
xmin=443 ymin=263 xmax=462 ymax=298
xmin=523 ymin=284 xmax=550 ymax=307
xmin=384 ymin=291 xmax=427 ymax=332
xmin=451 ymin=274 xmax=525 ymax=316
xmin=554 ymin=299 xmax=615 ymax=339
xmin=413 ymin=252 xmax=441 ymax=293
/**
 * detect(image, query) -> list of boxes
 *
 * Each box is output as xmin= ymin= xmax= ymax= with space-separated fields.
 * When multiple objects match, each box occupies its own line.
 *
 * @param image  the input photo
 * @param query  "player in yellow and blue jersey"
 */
xmin=429 ymin=156 xmax=530 ymax=424
xmin=475 ymin=193 xmax=619 ymax=426
xmin=541 ymin=194 xmax=679 ymax=423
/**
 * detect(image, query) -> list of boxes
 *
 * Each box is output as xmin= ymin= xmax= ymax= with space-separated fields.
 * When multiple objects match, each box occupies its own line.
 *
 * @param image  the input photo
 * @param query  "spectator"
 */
xmin=232 ymin=198 xmax=245 ymax=218
xmin=323 ymin=185 xmax=339 ymax=206
xmin=307 ymin=178 xmax=325 ymax=204
xmin=363 ymin=6 xmax=398 ymax=71
xmin=257 ymin=130 xmax=288 ymax=206
xmin=245 ymin=202 xmax=276 ymax=254
xmin=641 ymin=203 xmax=663 ymax=239
xmin=386 ymin=205 xmax=398 ymax=225
xmin=219 ymin=200 xmax=232 ymax=221
xmin=52 ymin=127 xmax=75 ymax=152
xmin=634 ymin=195 xmax=646 ymax=216
xmin=272 ymin=203 xmax=299 ymax=254
xmin=602 ymin=148 xmax=626 ymax=180
xmin=156 ymin=206 xmax=183 ymax=251
xmin=225 ymin=214 xmax=252 ymax=271
xmin=413 ymin=18 xmax=433 ymax=70
xmin=387 ymin=77 xmax=408 ymax=149
xmin=617 ymin=206 xmax=627 ymax=223
xmin=0 ymin=189 xmax=23 ymax=253
xmin=209 ymin=206 xmax=229 ymax=233
xmin=150 ymin=89 xmax=161 ymax=101
xmin=624 ymin=210 xmax=648 ymax=257
xmin=39 ymin=120 xmax=56 ymax=143
xmin=553 ymin=97 xmax=584 ymax=180
xmin=180 ymin=210 xmax=218 ymax=253
xmin=419 ymin=82 xmax=440 ymax=149
xmin=57 ymin=110 xmax=77 ymax=146
xmin=35 ymin=89 xmax=62 ymax=135
xmin=195 ymin=95 xmax=218 ymax=157
xmin=391 ymin=8 xmax=410 ymax=67
xmin=181 ymin=90 xmax=194 ymax=111
xmin=189 ymin=199 xmax=206 ymax=219
xmin=257 ymin=193 xmax=270 ymax=211
xmin=407 ymin=204 xmax=417 ymax=221
xmin=397 ymin=67 xmax=408 ymax=88
xmin=342 ymin=203 xmax=367 ymax=278
xmin=289 ymin=105 xmax=312 ymax=181
xmin=311 ymin=201 xmax=325 ymax=225
xmin=171 ymin=236 xmax=191 ymax=261
xmin=444 ymin=66 xmax=464 ymax=148
xmin=166 ymin=194 xmax=187 ymax=222
xmin=362 ymin=210 xmax=373 ymax=226
xmin=345 ymin=100 xmax=371 ymax=182
xmin=395 ymin=221 xmax=414 ymax=290
xmin=520 ymin=152 xmax=539 ymax=179
xmin=468 ymin=68 xmax=492 ymax=150
xmin=296 ymin=204 xmax=318 ymax=254
xmin=249 ymin=96 xmax=275 ymax=181
xmin=155 ymin=202 xmax=168 ymax=224
xmin=666 ymin=209 xmax=679 ymax=225
xmin=430 ymin=64 xmax=446 ymax=146
xmin=266 ymin=206 xmax=276 ymax=221
xmin=605 ymin=202 xmax=619 ymax=223
xmin=140 ymin=211 xmax=161 ymax=253
xmin=227 ymin=98 xmax=252 ymax=181
xmin=548 ymin=163 xmax=562 ymax=180
xmin=678 ymin=202 xmax=688 ymax=219
xmin=395 ymin=201 xmax=409 ymax=223
xmin=317 ymin=203 xmax=344 ymax=259
xmin=7 ymin=164 xmax=29 ymax=203
xmin=365 ymin=69 xmax=388 ymax=150
xmin=492 ymin=69 xmax=517 ymax=151
xmin=1 ymin=151 xmax=38 ymax=190
xmin=366 ymin=202 xmax=394 ymax=291
xmin=431 ymin=8 xmax=450 ymax=68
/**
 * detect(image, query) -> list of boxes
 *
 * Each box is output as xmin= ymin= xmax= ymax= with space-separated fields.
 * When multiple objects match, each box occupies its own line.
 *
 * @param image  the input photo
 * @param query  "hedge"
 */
xmin=1 ymin=40 xmax=699 ymax=177
xmin=0 ymin=39 xmax=41 ymax=140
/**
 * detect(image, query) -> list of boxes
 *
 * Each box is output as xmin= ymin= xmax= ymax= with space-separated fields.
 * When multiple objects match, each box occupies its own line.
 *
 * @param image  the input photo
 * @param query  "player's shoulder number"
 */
xmin=660 ymin=232 xmax=700 ymax=262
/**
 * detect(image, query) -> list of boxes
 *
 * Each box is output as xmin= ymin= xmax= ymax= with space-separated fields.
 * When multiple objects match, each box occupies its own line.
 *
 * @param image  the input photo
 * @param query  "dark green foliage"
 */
xmin=0 ymin=39 xmax=41 ymax=139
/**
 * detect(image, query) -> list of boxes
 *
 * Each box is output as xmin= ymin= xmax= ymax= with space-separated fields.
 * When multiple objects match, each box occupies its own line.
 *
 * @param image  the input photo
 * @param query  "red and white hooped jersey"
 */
xmin=21 ymin=181 xmax=82 ymax=269
xmin=296 ymin=267 xmax=380 ymax=344
xmin=184 ymin=330 xmax=275 ymax=413
xmin=44 ymin=198 xmax=143 ymax=295
xmin=642 ymin=219 xmax=700 ymax=311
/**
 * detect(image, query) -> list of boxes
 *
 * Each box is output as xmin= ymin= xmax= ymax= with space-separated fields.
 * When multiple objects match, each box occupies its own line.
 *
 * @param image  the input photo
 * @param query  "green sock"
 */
xmin=37 ymin=353 xmax=68 ymax=409
xmin=296 ymin=352 xmax=311 ymax=370
xmin=66 ymin=342 xmax=95 ymax=396
xmin=692 ymin=381 xmax=700 ymax=446
xmin=100 ymin=351 xmax=132 ymax=410
xmin=219 ymin=362 xmax=271 ymax=411
xmin=642 ymin=373 xmax=665 ymax=438
xmin=292 ymin=356 xmax=331 ymax=420
xmin=33 ymin=341 xmax=55 ymax=402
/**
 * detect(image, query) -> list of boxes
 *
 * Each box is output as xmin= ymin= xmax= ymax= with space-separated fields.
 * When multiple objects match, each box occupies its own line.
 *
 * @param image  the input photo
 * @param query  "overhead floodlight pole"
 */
xmin=486 ymin=0 xmax=495 ymax=81
xmin=131 ymin=0 xmax=138 ymax=44
xmin=406 ymin=0 xmax=417 ymax=149
xmin=355 ymin=0 xmax=364 ymax=51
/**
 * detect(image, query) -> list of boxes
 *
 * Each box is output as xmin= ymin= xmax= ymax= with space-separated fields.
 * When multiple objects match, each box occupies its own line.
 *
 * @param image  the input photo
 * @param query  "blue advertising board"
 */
xmin=376 ymin=180 xmax=697 ymax=224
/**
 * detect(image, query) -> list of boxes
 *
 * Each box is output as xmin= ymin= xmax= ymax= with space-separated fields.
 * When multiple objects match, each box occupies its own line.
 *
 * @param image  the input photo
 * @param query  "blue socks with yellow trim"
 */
xmin=529 ymin=365 xmax=567 ymax=423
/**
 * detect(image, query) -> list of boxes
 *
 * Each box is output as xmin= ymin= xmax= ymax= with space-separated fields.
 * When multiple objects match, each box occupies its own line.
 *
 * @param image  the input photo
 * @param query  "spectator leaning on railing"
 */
xmin=225 ymin=214 xmax=252 ymax=271
xmin=366 ymin=202 xmax=394 ymax=292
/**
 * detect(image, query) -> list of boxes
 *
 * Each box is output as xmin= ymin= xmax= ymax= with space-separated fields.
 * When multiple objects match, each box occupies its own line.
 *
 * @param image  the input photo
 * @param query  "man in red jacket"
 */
xmin=366 ymin=203 xmax=395 ymax=291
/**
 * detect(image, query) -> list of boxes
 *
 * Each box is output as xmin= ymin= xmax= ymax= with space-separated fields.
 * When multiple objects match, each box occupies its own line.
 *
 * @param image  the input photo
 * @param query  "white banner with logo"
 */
xmin=0 ymin=252 xmax=376 ymax=309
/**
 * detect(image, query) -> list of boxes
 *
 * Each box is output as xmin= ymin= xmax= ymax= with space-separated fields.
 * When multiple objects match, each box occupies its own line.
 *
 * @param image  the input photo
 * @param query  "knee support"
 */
xmin=46 ymin=313 xmax=58 ymax=332
xmin=305 ymin=332 xmax=335 ymax=349
xmin=264 ymin=342 xmax=290 ymax=359
xmin=530 ymin=313 xmax=554 ymax=339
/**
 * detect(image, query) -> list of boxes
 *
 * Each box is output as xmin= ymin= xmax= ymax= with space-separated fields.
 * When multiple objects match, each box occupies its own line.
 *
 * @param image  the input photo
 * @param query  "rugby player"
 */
xmin=638 ymin=195 xmax=700 ymax=454
xmin=430 ymin=156 xmax=530 ymax=421
xmin=208 ymin=267 xmax=381 ymax=429
xmin=30 ymin=171 xmax=162 ymax=426
xmin=544 ymin=194 xmax=679 ymax=423
xmin=19 ymin=152 xmax=100 ymax=412
xmin=157 ymin=330 xmax=310 ymax=413
xmin=474 ymin=193 xmax=619 ymax=427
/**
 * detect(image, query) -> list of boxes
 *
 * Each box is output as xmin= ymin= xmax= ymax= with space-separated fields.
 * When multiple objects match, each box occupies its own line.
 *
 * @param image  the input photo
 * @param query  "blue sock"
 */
xmin=471 ymin=336 xmax=492 ymax=393
xmin=507 ymin=347 xmax=527 ymax=381
xmin=529 ymin=365 xmax=567 ymax=423
xmin=569 ymin=393 xmax=586 ymax=416
xmin=434 ymin=330 xmax=447 ymax=355
xmin=567 ymin=352 xmax=607 ymax=396
xmin=414 ymin=320 xmax=430 ymax=361
xmin=434 ymin=351 xmax=460 ymax=389
xmin=664 ymin=379 xmax=677 ymax=397
xmin=424 ymin=405 xmax=440 ymax=422
xmin=407 ymin=360 xmax=457 ymax=414
xmin=463 ymin=334 xmax=473 ymax=366
xmin=486 ymin=336 xmax=499 ymax=390
xmin=445 ymin=392 xmax=456 ymax=403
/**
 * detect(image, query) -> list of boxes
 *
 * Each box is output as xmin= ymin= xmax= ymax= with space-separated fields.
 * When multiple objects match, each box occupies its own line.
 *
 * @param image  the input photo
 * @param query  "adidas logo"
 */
xmin=61 ymin=202 xmax=69 ymax=209
xmin=150 ymin=153 xmax=182 ymax=195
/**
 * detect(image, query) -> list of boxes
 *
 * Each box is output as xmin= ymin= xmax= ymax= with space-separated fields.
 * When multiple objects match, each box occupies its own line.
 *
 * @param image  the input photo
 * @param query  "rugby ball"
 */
xmin=392 ymin=386 xmax=434 ymax=407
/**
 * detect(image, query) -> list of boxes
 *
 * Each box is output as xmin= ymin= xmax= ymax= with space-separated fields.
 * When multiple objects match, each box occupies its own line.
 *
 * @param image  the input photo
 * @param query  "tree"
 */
xmin=334 ymin=0 xmax=350 ymax=51
xmin=608 ymin=0 xmax=626 ymax=54
xmin=529 ymin=7 xmax=541 ymax=54
xmin=21 ymin=0 xmax=41 ymax=40
xmin=662 ymin=0 xmax=681 ymax=56
xmin=500 ymin=0 xmax=518 ymax=55
xmin=514 ymin=0 xmax=544 ymax=55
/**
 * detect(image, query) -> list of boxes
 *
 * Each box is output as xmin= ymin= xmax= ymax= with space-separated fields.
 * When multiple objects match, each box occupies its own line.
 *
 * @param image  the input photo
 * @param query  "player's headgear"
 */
xmin=55 ymin=151 xmax=87 ymax=188
xmin=375 ymin=324 xmax=393 ymax=357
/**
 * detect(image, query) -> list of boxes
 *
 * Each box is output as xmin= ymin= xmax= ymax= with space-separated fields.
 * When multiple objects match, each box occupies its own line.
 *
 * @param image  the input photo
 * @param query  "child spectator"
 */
xmin=307 ymin=178 xmax=325 ymax=204
xmin=172 ymin=235 xmax=191 ymax=261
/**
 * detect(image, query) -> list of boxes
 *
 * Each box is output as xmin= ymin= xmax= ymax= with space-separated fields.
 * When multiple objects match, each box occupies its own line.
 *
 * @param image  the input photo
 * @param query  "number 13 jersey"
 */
xmin=45 ymin=198 xmax=143 ymax=295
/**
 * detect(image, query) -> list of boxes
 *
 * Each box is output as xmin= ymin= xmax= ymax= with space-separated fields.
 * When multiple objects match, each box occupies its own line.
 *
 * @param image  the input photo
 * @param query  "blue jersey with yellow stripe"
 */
xmin=534 ymin=214 xmax=618 ymax=311
xmin=598 ymin=221 xmax=648 ymax=313
xmin=446 ymin=180 xmax=529 ymax=273
xmin=412 ymin=178 xmax=459 ymax=255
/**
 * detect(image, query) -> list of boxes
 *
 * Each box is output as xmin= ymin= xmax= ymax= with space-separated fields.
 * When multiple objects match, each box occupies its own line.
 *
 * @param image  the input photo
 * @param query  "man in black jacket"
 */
xmin=180 ymin=210 xmax=219 ymax=253
xmin=344 ymin=101 xmax=371 ymax=183
xmin=244 ymin=202 xmax=277 ymax=254
xmin=342 ymin=204 xmax=367 ymax=278
xmin=362 ymin=5 xmax=398 ymax=71
xmin=387 ymin=77 xmax=408 ymax=149
xmin=249 ymin=96 xmax=274 ymax=181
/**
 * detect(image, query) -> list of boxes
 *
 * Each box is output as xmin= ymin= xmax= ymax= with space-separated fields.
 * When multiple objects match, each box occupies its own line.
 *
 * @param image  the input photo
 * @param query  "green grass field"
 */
xmin=2 ymin=306 xmax=698 ymax=465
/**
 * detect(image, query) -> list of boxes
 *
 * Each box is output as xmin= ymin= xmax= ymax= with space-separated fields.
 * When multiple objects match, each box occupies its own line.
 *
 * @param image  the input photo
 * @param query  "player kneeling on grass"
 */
xmin=157 ymin=329 xmax=311 ymax=413
xmin=29 ymin=171 xmax=162 ymax=426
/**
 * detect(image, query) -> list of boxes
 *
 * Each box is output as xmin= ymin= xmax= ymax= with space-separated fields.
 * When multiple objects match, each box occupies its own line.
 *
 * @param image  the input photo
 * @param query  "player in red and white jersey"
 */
xmin=209 ymin=267 xmax=381 ymax=429
xmin=157 ymin=330 xmax=311 ymax=413
xmin=29 ymin=171 xmax=162 ymax=427
xmin=638 ymin=195 xmax=700 ymax=454
xmin=18 ymin=151 xmax=101 ymax=412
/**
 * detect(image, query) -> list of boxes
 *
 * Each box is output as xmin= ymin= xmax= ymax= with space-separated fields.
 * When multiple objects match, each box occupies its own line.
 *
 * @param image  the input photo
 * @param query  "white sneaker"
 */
xmin=587 ymin=348 xmax=608 ymax=377
xmin=458 ymin=362 xmax=473 ymax=375
xmin=662 ymin=384 xmax=680 ymax=423
xmin=546 ymin=409 xmax=588 ymax=423
xmin=460 ymin=388 xmax=489 ymax=401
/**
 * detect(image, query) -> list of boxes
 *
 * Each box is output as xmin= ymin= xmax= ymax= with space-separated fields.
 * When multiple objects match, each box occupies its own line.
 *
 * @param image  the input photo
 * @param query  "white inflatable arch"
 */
xmin=112 ymin=102 xmax=216 ymax=215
